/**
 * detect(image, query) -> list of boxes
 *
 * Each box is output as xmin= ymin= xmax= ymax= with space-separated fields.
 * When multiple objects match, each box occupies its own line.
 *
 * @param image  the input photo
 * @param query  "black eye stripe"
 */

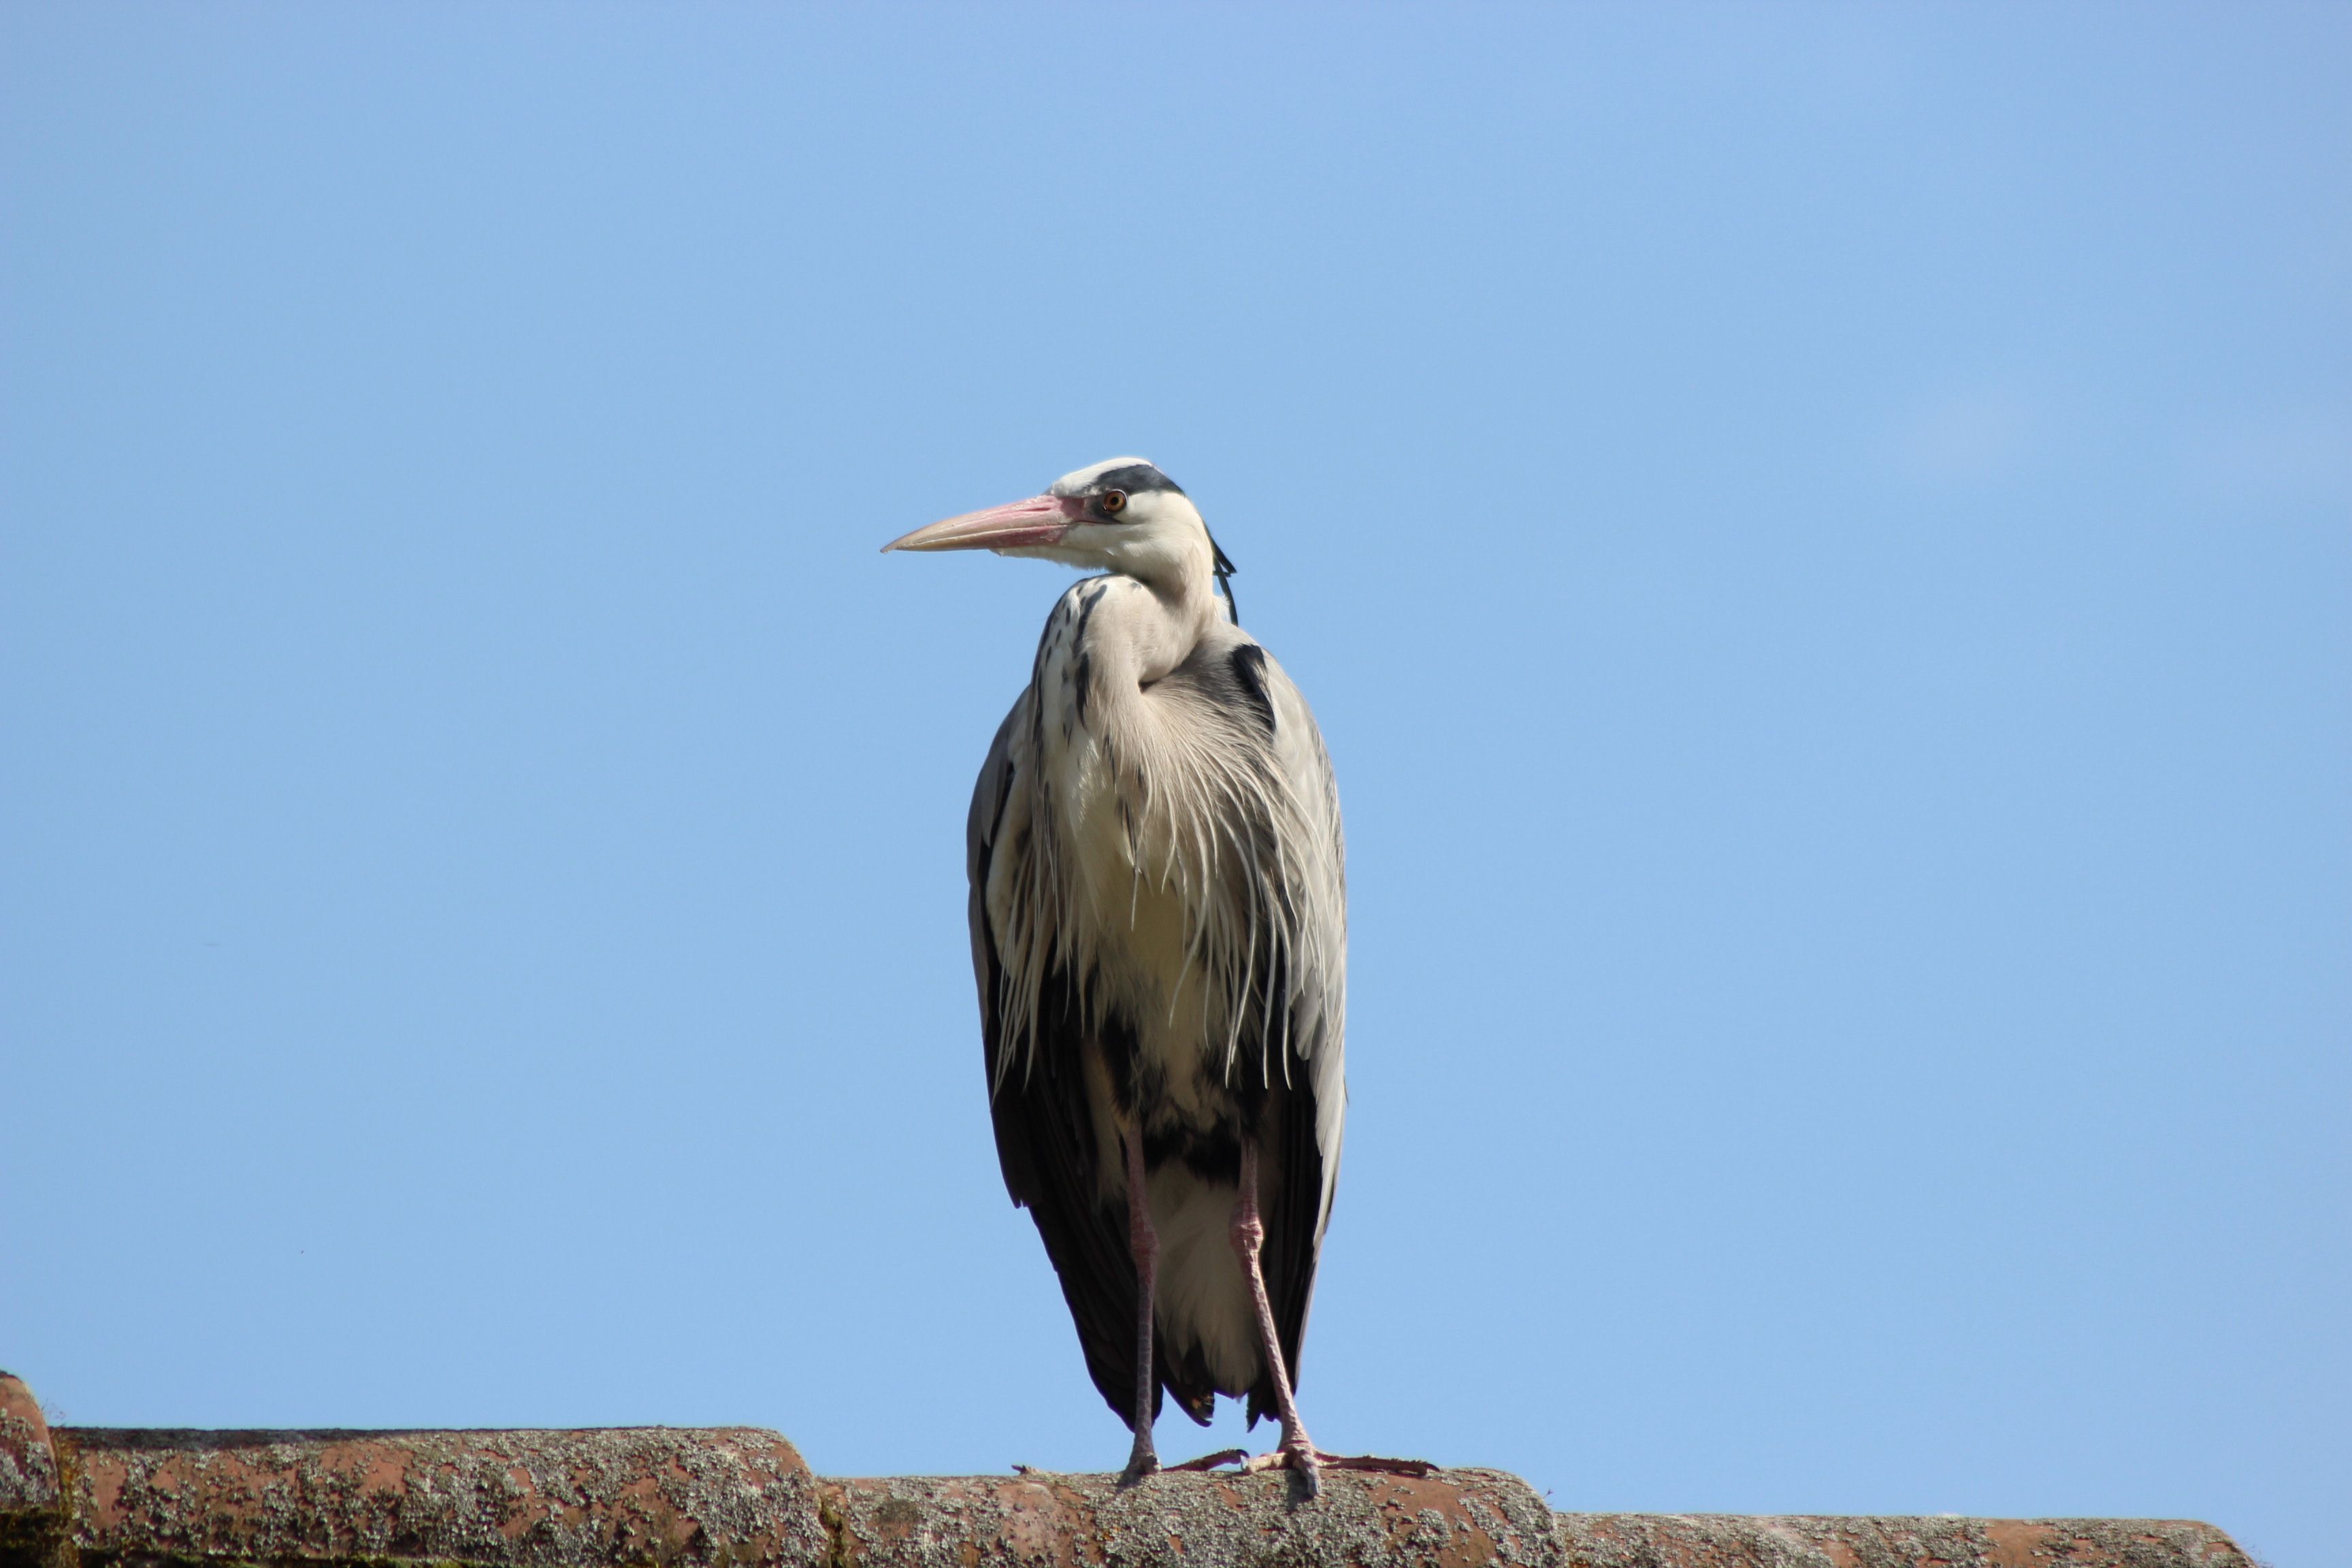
xmin=1088 ymin=463 xmax=1183 ymax=497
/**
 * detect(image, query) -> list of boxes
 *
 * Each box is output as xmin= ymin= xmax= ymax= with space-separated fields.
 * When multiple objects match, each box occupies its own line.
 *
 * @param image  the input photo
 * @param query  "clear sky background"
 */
xmin=3 ymin=5 xmax=2345 ymax=1565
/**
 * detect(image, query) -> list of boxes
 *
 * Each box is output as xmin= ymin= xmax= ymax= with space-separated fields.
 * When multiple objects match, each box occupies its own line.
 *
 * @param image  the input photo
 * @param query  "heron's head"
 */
xmin=884 ymin=458 xmax=1236 ymax=610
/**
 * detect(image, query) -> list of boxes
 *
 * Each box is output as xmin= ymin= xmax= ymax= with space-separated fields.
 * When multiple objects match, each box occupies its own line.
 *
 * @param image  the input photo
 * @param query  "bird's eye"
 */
xmin=1098 ymin=489 xmax=1128 ymax=516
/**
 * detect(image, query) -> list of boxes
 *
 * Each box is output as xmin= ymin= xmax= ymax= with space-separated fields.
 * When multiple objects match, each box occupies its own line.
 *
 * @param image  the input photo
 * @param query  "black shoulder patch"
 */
xmin=1227 ymin=643 xmax=1277 ymax=738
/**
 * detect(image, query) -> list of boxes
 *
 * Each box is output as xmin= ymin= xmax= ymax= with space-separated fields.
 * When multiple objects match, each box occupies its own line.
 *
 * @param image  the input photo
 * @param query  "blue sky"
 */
xmin=3 ymin=5 xmax=2345 ymax=1565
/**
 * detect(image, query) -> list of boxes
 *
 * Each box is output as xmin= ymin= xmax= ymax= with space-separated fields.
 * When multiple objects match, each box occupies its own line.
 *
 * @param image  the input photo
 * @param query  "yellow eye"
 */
xmin=1099 ymin=489 xmax=1128 ymax=515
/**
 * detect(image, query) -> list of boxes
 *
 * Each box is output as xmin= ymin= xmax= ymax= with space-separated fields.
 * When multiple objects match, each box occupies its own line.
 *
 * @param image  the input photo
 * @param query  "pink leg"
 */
xmin=1119 ymin=1130 xmax=1160 ymax=1484
xmin=1226 ymin=1141 xmax=1436 ymax=1497
xmin=1230 ymin=1139 xmax=1321 ymax=1494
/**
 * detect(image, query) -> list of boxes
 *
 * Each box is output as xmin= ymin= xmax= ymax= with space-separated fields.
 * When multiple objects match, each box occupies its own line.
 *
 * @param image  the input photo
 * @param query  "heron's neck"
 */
xmin=1095 ymin=561 xmax=1219 ymax=689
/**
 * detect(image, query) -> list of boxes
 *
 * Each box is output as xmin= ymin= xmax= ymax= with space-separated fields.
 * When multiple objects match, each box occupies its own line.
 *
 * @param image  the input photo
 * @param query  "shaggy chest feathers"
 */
xmin=983 ymin=576 xmax=1344 ymax=1156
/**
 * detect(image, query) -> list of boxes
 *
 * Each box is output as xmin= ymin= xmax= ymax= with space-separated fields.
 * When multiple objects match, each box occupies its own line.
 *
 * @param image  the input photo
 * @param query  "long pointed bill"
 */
xmin=881 ymin=494 xmax=1081 ymax=554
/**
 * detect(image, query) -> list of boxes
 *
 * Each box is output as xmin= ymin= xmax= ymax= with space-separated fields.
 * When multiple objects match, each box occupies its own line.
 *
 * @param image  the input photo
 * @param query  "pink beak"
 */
xmin=881 ymin=493 xmax=1083 ymax=555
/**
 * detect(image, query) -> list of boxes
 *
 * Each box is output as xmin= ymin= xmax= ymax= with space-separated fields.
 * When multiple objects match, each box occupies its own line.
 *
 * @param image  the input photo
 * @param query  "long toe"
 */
xmin=1280 ymin=1439 xmax=1322 ymax=1501
xmin=1311 ymin=1451 xmax=1436 ymax=1477
xmin=1169 ymin=1448 xmax=1249 ymax=1473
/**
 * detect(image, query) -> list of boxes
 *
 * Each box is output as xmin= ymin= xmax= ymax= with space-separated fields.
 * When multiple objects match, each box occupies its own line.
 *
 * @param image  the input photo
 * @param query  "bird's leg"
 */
xmin=1119 ymin=1128 xmax=1161 ymax=1485
xmin=1229 ymin=1139 xmax=1322 ymax=1497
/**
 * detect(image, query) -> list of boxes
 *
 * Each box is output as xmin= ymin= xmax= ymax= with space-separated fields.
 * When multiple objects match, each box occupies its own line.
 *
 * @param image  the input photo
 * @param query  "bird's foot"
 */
xmin=1160 ymin=1444 xmax=1435 ymax=1500
xmin=1231 ymin=1444 xmax=1437 ymax=1499
xmin=1237 ymin=1437 xmax=1321 ymax=1499
xmin=1117 ymin=1434 xmax=1161 ymax=1486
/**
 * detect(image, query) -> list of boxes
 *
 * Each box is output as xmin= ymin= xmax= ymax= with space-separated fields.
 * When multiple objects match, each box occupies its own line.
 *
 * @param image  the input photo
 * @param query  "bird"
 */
xmin=885 ymin=458 xmax=1422 ymax=1496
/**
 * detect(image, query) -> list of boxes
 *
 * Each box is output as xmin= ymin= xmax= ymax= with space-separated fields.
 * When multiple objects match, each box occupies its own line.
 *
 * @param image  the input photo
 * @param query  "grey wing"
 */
xmin=1219 ymin=638 xmax=1348 ymax=1420
xmin=965 ymin=694 xmax=1156 ymax=1422
xmin=964 ymin=699 xmax=1021 ymax=1078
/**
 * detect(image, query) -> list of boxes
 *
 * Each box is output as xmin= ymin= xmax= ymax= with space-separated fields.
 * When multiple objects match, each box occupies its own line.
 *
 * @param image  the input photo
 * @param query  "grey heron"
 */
xmin=885 ymin=459 xmax=1422 ymax=1495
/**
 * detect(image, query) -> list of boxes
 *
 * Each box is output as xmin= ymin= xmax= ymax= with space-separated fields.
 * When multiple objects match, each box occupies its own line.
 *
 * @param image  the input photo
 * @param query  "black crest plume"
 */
xmin=1207 ymin=530 xmax=1240 ymax=626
